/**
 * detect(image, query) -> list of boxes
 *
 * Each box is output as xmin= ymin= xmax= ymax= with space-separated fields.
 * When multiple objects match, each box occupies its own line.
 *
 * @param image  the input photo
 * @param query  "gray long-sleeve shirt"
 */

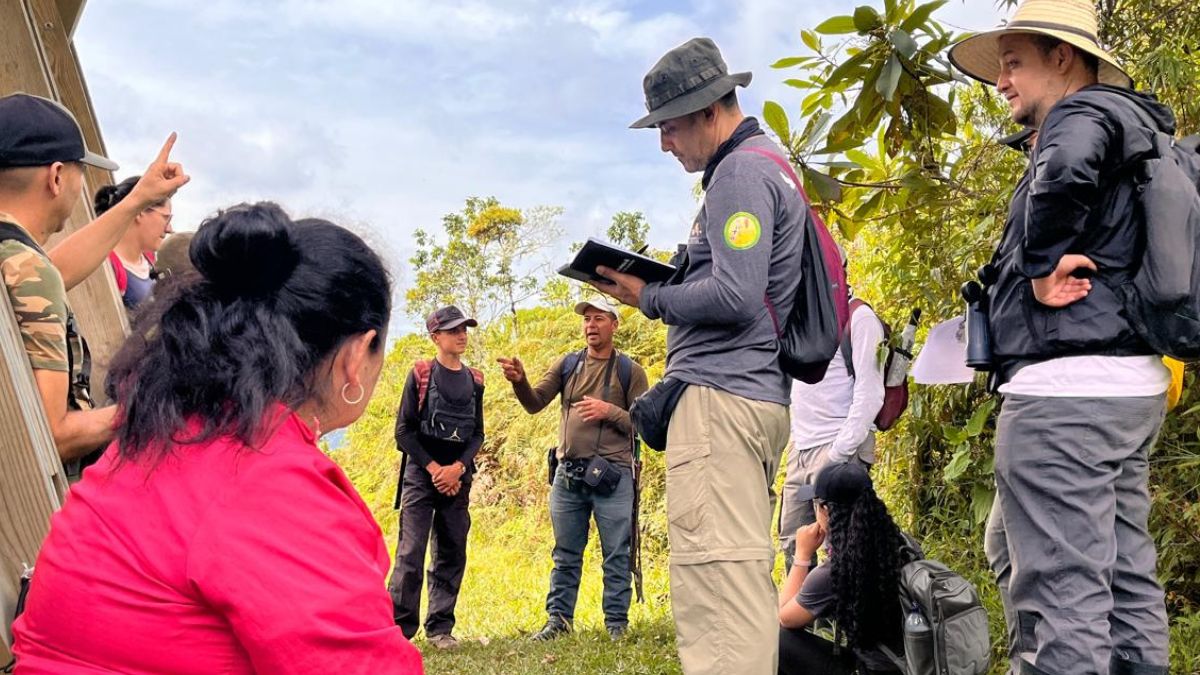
xmin=640 ymin=134 xmax=806 ymax=405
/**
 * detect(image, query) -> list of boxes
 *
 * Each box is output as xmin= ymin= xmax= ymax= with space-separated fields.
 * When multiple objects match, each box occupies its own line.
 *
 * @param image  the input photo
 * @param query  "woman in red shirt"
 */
xmin=12 ymin=202 xmax=423 ymax=674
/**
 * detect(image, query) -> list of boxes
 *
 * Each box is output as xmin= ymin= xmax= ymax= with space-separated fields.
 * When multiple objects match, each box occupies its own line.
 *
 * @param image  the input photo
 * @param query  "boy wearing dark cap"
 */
xmin=387 ymin=305 xmax=484 ymax=650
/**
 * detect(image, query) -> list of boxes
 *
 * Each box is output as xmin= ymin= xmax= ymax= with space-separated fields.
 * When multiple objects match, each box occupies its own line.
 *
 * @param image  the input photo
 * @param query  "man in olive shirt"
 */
xmin=498 ymin=297 xmax=648 ymax=640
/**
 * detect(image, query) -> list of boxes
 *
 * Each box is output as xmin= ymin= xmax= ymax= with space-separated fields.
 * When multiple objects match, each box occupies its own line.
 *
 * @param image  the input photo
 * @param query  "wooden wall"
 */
xmin=0 ymin=0 xmax=125 ymax=658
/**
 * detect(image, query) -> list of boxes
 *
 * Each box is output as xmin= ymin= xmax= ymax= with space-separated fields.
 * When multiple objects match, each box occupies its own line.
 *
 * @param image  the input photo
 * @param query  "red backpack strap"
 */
xmin=145 ymin=250 xmax=156 ymax=265
xmin=413 ymin=359 xmax=434 ymax=410
xmin=107 ymin=251 xmax=128 ymax=293
xmin=739 ymin=147 xmax=852 ymax=335
xmin=467 ymin=367 xmax=485 ymax=388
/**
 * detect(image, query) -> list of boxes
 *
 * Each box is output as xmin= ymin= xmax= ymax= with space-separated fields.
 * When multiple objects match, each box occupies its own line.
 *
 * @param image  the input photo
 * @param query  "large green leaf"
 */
xmin=763 ymin=100 xmax=791 ymax=142
xmin=943 ymin=444 xmax=972 ymax=482
xmin=965 ymin=397 xmax=997 ymax=436
xmin=877 ymin=53 xmax=903 ymax=101
xmin=823 ymin=48 xmax=874 ymax=89
xmin=853 ymin=5 xmax=883 ymax=33
xmin=771 ymin=56 xmax=810 ymax=69
xmin=815 ymin=15 xmax=857 ymax=35
xmin=804 ymin=167 xmax=844 ymax=202
xmin=972 ymin=485 xmax=995 ymax=526
xmin=900 ymin=0 xmax=949 ymax=33
xmin=888 ymin=29 xmax=920 ymax=60
xmin=801 ymin=29 xmax=821 ymax=53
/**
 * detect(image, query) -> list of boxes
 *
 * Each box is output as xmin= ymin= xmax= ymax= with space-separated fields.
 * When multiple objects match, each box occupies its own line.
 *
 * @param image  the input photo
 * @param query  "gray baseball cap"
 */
xmin=630 ymin=37 xmax=752 ymax=129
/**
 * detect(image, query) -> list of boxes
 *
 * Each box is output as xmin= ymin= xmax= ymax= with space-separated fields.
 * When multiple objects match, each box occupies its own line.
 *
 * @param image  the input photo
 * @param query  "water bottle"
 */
xmin=885 ymin=308 xmax=921 ymax=387
xmin=903 ymin=604 xmax=936 ymax=674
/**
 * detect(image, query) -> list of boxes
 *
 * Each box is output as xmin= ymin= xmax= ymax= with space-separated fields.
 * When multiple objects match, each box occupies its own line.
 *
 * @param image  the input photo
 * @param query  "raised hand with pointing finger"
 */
xmin=127 ymin=132 xmax=190 ymax=209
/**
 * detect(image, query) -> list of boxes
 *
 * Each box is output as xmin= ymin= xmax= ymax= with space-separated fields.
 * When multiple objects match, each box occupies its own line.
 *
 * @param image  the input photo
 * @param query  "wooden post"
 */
xmin=0 ymin=0 xmax=122 ymax=658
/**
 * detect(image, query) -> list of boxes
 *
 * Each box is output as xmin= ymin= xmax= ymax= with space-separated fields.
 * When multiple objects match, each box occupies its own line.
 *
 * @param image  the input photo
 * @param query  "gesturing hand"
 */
xmin=589 ymin=266 xmax=645 ymax=308
xmin=573 ymin=396 xmax=613 ymax=423
xmin=497 ymin=356 xmax=526 ymax=383
xmin=128 ymin=133 xmax=190 ymax=209
xmin=1032 ymin=254 xmax=1097 ymax=307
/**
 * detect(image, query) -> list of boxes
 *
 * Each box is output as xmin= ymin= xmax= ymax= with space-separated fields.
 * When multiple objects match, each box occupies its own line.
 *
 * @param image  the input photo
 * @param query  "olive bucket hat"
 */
xmin=630 ymin=37 xmax=752 ymax=129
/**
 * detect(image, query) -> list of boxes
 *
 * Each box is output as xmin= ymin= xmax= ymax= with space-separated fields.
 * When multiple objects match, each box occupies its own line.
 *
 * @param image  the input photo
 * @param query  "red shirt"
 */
xmin=12 ymin=411 xmax=423 ymax=674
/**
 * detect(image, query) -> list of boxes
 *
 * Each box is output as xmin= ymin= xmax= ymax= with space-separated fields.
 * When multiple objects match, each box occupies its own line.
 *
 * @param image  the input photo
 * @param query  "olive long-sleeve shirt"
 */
xmin=512 ymin=351 xmax=648 ymax=467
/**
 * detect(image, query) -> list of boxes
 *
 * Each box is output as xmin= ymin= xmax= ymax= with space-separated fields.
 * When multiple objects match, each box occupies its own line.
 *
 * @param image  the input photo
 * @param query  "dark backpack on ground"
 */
xmin=1115 ymin=111 xmax=1200 ymax=359
xmin=413 ymin=359 xmax=484 ymax=443
xmin=883 ymin=541 xmax=990 ymax=675
xmin=840 ymin=299 xmax=910 ymax=431
xmin=739 ymin=147 xmax=850 ymax=385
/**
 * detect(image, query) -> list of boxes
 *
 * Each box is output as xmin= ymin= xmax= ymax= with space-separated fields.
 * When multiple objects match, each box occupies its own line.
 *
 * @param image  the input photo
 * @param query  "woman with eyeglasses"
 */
xmin=12 ymin=202 xmax=423 ymax=673
xmin=94 ymin=175 xmax=174 ymax=309
xmin=777 ymin=462 xmax=910 ymax=674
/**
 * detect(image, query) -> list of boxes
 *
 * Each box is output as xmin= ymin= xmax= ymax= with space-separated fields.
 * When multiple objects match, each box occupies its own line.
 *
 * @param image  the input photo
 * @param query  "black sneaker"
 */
xmin=606 ymin=624 xmax=628 ymax=641
xmin=531 ymin=615 xmax=572 ymax=641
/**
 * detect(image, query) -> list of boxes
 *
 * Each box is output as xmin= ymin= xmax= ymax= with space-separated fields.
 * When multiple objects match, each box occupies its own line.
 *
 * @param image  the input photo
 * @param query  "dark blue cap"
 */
xmin=0 ymin=93 xmax=118 ymax=171
xmin=426 ymin=305 xmax=478 ymax=333
xmin=813 ymin=462 xmax=873 ymax=505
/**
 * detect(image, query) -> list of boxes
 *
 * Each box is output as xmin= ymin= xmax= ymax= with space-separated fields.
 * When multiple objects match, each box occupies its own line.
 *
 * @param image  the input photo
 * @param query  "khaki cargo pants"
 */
xmin=665 ymin=385 xmax=789 ymax=675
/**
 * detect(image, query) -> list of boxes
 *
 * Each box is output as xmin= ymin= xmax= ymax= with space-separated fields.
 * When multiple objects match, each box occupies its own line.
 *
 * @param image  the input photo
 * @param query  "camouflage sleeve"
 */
xmin=1 ymin=245 xmax=69 ymax=372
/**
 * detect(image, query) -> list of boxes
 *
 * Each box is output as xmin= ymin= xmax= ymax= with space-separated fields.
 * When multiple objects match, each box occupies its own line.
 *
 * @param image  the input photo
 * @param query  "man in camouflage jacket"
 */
xmin=0 ymin=93 xmax=187 ymax=474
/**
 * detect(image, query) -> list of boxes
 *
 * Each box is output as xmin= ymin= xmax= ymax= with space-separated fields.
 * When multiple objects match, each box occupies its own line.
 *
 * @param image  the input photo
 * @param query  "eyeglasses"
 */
xmin=145 ymin=207 xmax=173 ymax=225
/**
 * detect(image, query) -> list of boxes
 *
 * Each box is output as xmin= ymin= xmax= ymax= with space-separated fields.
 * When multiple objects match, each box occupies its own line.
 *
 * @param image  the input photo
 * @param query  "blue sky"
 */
xmin=74 ymin=0 xmax=1000 ymax=320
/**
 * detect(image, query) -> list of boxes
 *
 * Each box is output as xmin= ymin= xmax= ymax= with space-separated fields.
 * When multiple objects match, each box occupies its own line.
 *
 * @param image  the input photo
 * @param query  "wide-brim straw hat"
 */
xmin=948 ymin=0 xmax=1132 ymax=88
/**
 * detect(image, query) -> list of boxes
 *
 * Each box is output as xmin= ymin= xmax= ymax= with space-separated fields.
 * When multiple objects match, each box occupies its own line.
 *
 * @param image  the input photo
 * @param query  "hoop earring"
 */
xmin=341 ymin=382 xmax=365 ymax=405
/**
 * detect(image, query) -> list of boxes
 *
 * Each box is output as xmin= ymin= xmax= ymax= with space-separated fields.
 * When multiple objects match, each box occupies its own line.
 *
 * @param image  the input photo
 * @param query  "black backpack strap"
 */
xmin=559 ymin=349 xmax=586 ymax=403
xmin=616 ymin=352 xmax=633 ymax=406
xmin=0 ymin=222 xmax=41 ymax=251
xmin=842 ymin=299 xmax=867 ymax=378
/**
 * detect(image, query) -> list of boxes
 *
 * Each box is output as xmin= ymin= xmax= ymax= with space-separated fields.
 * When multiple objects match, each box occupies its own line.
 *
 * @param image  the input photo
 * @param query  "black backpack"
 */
xmin=1117 ymin=111 xmax=1200 ymax=359
xmin=413 ymin=359 xmax=483 ymax=443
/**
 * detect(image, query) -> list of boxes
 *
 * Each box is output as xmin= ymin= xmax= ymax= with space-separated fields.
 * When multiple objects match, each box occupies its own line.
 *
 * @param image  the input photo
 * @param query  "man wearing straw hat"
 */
xmin=949 ymin=2 xmax=1177 ymax=674
xmin=591 ymin=38 xmax=805 ymax=674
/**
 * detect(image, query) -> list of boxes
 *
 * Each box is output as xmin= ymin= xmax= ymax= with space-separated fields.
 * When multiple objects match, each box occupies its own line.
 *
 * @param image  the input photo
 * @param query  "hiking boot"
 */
xmin=606 ymin=624 xmax=628 ymax=641
xmin=427 ymin=633 xmax=460 ymax=650
xmin=530 ymin=615 xmax=572 ymax=641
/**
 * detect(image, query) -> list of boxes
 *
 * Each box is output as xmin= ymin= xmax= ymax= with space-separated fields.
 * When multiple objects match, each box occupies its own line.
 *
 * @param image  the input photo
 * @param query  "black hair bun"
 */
xmin=93 ymin=184 xmax=119 ymax=213
xmin=190 ymin=202 xmax=301 ymax=298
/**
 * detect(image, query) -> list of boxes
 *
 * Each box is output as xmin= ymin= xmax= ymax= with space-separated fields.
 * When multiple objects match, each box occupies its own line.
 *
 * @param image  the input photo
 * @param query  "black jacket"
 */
xmin=987 ymin=85 xmax=1177 ymax=381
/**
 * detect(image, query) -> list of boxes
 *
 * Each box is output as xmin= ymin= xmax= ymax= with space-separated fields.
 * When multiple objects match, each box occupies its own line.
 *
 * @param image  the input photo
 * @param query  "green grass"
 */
xmin=395 ymin=504 xmax=682 ymax=674
xmin=381 ymin=490 xmax=1200 ymax=674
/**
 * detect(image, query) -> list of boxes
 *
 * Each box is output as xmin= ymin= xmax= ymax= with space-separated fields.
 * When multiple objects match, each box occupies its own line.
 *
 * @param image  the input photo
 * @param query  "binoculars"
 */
xmin=961 ymin=265 xmax=997 ymax=371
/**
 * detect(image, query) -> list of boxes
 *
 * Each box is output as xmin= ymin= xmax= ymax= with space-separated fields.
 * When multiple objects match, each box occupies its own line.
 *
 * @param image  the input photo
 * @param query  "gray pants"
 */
xmin=778 ymin=436 xmax=874 ymax=569
xmin=986 ymin=394 xmax=1169 ymax=675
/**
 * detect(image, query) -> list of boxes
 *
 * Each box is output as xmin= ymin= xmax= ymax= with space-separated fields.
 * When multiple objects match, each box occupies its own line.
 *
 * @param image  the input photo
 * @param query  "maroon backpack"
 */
xmin=841 ymin=300 xmax=909 ymax=431
xmin=741 ymin=147 xmax=850 ymax=385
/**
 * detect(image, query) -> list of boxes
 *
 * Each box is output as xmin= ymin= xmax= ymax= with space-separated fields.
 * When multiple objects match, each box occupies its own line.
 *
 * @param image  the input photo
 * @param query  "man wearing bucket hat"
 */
xmin=0 ymin=92 xmax=187 ymax=475
xmin=592 ymin=38 xmax=806 ymax=674
xmin=498 ymin=296 xmax=648 ymax=641
xmin=949 ymin=2 xmax=1175 ymax=674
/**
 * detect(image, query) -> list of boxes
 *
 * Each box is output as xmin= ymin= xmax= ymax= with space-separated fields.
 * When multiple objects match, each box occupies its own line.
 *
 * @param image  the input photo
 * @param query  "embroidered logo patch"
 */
xmin=723 ymin=212 xmax=761 ymax=250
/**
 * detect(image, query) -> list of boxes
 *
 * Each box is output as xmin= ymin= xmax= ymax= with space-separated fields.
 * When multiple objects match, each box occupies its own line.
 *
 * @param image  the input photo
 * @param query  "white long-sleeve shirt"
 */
xmin=789 ymin=304 xmax=887 ymax=460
